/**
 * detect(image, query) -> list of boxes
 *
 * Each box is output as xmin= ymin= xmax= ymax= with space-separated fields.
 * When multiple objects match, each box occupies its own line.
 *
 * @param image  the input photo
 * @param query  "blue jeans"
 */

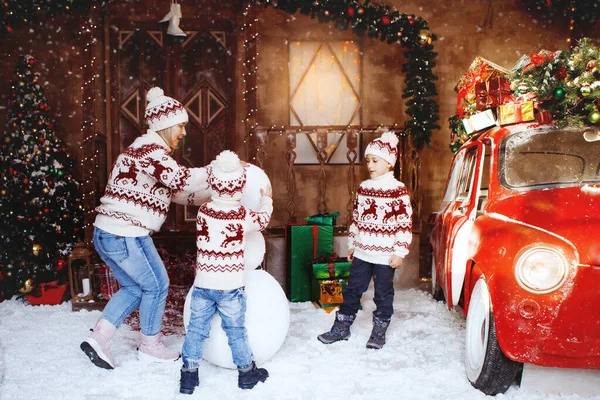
xmin=93 ymin=227 xmax=169 ymax=336
xmin=182 ymin=287 xmax=253 ymax=369
xmin=339 ymin=257 xmax=396 ymax=320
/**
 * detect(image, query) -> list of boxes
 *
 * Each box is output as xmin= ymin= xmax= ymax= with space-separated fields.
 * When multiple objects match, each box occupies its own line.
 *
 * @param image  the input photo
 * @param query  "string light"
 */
xmin=77 ymin=5 xmax=100 ymax=246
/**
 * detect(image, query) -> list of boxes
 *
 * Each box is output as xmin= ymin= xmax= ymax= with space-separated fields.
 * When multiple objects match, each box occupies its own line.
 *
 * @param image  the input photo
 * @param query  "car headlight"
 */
xmin=514 ymin=245 xmax=568 ymax=294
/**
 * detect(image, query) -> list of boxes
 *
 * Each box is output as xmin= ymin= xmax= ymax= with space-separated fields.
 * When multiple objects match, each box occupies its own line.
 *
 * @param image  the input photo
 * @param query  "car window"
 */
xmin=477 ymin=145 xmax=490 ymax=213
xmin=442 ymin=150 xmax=465 ymax=203
xmin=500 ymin=127 xmax=600 ymax=189
xmin=456 ymin=147 xmax=478 ymax=202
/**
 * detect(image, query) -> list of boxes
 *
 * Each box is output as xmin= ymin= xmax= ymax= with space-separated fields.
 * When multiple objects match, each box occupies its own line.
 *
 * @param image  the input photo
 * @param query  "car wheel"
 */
xmin=465 ymin=278 xmax=521 ymax=395
xmin=431 ymin=254 xmax=444 ymax=301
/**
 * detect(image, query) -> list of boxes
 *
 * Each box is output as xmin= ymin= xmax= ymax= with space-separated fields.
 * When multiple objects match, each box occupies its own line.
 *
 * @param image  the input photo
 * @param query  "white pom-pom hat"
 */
xmin=144 ymin=87 xmax=188 ymax=132
xmin=364 ymin=131 xmax=399 ymax=166
xmin=208 ymin=150 xmax=247 ymax=201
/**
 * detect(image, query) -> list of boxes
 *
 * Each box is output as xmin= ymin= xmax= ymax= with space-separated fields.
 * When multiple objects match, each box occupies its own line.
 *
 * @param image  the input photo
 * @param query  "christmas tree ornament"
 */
xmin=357 ymin=7 xmax=364 ymax=14
xmin=580 ymin=82 xmax=591 ymax=97
xmin=381 ymin=15 xmax=390 ymax=25
xmin=417 ymin=29 xmax=432 ymax=46
xmin=588 ymin=110 xmax=600 ymax=124
xmin=518 ymin=82 xmax=528 ymax=94
xmin=347 ymin=6 xmax=355 ymax=17
xmin=19 ymin=278 xmax=34 ymax=293
xmin=324 ymin=9 xmax=330 ymax=16
xmin=554 ymin=87 xmax=565 ymax=100
xmin=586 ymin=60 xmax=596 ymax=71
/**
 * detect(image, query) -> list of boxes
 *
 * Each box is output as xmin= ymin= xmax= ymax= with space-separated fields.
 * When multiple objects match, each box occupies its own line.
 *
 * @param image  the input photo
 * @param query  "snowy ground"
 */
xmin=0 ymin=277 xmax=598 ymax=400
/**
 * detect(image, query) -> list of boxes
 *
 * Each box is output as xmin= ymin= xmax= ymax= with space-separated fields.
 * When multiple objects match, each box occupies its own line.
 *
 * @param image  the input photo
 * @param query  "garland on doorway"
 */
xmin=258 ymin=0 xmax=439 ymax=149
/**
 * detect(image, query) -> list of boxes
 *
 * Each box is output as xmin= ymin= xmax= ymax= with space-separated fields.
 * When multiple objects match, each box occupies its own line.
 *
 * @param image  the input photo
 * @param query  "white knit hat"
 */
xmin=144 ymin=87 xmax=188 ymax=131
xmin=364 ymin=131 xmax=399 ymax=166
xmin=208 ymin=150 xmax=247 ymax=201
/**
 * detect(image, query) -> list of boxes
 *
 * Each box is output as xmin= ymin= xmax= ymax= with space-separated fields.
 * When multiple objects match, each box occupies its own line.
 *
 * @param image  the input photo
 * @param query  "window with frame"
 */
xmin=289 ymin=40 xmax=362 ymax=164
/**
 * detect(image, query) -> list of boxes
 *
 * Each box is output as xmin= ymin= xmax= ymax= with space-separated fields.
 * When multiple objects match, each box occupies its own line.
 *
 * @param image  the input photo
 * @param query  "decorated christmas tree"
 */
xmin=0 ymin=55 xmax=83 ymax=300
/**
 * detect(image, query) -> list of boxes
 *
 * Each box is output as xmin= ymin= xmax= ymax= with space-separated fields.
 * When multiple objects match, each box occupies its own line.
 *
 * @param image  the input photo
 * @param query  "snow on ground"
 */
xmin=0 ymin=279 xmax=598 ymax=400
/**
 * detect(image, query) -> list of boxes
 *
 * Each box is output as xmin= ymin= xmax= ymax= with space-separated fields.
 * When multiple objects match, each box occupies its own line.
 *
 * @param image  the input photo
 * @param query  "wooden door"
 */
xmin=110 ymin=25 xmax=234 ymax=233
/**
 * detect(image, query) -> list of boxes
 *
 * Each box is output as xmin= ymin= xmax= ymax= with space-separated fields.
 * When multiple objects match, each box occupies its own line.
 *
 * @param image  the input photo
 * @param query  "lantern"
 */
xmin=68 ymin=240 xmax=95 ymax=307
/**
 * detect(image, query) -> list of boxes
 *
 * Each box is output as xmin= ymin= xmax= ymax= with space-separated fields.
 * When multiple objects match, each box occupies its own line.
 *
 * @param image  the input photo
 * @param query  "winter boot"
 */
xmin=238 ymin=361 xmax=269 ymax=389
xmin=179 ymin=367 xmax=199 ymax=395
xmin=138 ymin=332 xmax=180 ymax=362
xmin=317 ymin=312 xmax=356 ymax=344
xmin=80 ymin=318 xmax=117 ymax=369
xmin=366 ymin=315 xmax=390 ymax=349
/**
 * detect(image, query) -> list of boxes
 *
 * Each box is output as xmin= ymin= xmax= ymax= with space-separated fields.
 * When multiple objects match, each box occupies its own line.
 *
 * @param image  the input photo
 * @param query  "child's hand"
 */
xmin=348 ymin=248 xmax=354 ymax=262
xmin=260 ymin=184 xmax=272 ymax=198
xmin=389 ymin=255 xmax=403 ymax=269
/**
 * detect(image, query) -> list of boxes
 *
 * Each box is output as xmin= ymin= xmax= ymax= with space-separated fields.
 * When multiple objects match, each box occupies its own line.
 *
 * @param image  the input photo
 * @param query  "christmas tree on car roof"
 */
xmin=449 ymin=38 xmax=600 ymax=152
xmin=0 ymin=54 xmax=83 ymax=301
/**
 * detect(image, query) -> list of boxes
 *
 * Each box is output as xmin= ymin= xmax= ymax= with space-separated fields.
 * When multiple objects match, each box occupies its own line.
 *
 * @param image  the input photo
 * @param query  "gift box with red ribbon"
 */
xmin=455 ymin=56 xmax=509 ymax=117
xmin=475 ymin=77 xmax=514 ymax=111
xmin=311 ymin=256 xmax=351 ymax=308
xmin=497 ymin=101 xmax=535 ymax=126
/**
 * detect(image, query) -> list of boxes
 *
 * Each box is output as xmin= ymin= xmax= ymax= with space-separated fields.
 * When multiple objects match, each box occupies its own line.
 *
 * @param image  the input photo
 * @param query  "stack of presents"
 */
xmin=452 ymin=54 xmax=554 ymax=148
xmin=286 ymin=212 xmax=352 ymax=309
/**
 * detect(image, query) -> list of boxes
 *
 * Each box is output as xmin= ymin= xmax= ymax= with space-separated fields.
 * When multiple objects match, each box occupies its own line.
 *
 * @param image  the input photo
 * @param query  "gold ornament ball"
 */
xmin=19 ymin=278 xmax=34 ymax=293
xmin=417 ymin=30 xmax=432 ymax=46
xmin=18 ymin=81 xmax=24 ymax=87
xmin=357 ymin=7 xmax=364 ymax=14
xmin=324 ymin=10 xmax=330 ymax=16
xmin=588 ymin=110 xmax=600 ymax=124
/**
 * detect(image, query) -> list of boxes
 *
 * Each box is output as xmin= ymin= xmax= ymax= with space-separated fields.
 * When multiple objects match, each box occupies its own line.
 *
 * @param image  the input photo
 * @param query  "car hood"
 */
xmin=491 ymin=186 xmax=600 ymax=265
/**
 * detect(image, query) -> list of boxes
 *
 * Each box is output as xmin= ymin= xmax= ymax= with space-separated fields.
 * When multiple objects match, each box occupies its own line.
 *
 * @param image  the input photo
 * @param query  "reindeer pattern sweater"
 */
xmin=94 ymin=130 xmax=209 ymax=236
xmin=348 ymin=171 xmax=413 ymax=265
xmin=194 ymin=196 xmax=273 ymax=290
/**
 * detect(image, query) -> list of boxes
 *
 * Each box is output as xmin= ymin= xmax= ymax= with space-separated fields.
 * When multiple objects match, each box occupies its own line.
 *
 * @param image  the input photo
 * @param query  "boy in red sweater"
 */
xmin=179 ymin=150 xmax=273 ymax=394
xmin=318 ymin=131 xmax=412 ymax=349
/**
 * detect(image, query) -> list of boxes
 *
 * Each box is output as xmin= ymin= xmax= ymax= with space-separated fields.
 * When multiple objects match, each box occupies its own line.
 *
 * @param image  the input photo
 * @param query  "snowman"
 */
xmin=183 ymin=162 xmax=290 ymax=369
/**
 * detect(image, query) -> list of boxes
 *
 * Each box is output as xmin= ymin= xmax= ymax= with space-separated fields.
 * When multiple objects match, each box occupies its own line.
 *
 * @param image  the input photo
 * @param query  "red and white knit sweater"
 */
xmin=94 ymin=130 xmax=209 ymax=236
xmin=194 ymin=196 xmax=273 ymax=290
xmin=348 ymin=171 xmax=413 ymax=265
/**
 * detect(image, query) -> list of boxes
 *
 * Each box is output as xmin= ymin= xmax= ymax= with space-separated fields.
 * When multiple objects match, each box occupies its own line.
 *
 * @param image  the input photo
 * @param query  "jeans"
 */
xmin=93 ymin=227 xmax=169 ymax=336
xmin=182 ymin=287 xmax=253 ymax=369
xmin=339 ymin=257 xmax=396 ymax=320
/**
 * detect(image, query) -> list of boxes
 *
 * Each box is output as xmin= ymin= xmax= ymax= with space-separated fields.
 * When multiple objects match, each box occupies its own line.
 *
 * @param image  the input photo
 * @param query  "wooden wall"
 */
xmin=0 ymin=0 xmax=597 ymax=230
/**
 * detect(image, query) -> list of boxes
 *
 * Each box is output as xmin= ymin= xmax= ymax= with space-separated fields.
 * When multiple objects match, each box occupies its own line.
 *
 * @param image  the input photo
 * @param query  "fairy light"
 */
xmin=241 ymin=2 xmax=260 ymax=155
xmin=77 ymin=5 xmax=100 ymax=245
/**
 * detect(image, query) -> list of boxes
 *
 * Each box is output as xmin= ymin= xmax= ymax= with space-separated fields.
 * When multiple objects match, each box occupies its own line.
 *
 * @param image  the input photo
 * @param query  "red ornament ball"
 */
xmin=381 ymin=15 xmax=390 ymax=25
xmin=44 ymin=208 xmax=49 ymax=214
xmin=23 ymin=178 xmax=29 ymax=184
xmin=347 ymin=6 xmax=355 ymax=17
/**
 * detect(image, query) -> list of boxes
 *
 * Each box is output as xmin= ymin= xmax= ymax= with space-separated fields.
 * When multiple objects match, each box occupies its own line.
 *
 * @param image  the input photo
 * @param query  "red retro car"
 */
xmin=428 ymin=123 xmax=600 ymax=395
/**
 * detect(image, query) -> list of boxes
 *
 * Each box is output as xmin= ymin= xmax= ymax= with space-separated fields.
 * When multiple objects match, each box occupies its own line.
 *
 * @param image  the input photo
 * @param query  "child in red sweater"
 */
xmin=318 ymin=131 xmax=412 ymax=349
xmin=179 ymin=150 xmax=273 ymax=394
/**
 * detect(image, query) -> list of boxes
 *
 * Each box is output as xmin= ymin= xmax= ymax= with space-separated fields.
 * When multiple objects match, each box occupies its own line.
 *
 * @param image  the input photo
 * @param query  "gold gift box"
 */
xmin=498 ymin=101 xmax=535 ymax=126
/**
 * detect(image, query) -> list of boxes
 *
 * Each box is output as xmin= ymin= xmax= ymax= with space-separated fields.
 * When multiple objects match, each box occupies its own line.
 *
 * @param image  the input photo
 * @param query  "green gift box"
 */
xmin=311 ymin=257 xmax=352 ymax=280
xmin=307 ymin=212 xmax=340 ymax=226
xmin=286 ymin=225 xmax=334 ymax=302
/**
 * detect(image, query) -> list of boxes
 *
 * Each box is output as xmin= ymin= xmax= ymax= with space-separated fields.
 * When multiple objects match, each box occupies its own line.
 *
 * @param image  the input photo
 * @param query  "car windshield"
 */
xmin=499 ymin=127 xmax=600 ymax=189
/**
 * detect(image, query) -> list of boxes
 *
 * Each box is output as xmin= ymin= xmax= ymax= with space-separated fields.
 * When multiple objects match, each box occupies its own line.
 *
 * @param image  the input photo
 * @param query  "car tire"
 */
xmin=465 ymin=278 xmax=521 ymax=395
xmin=431 ymin=254 xmax=444 ymax=301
